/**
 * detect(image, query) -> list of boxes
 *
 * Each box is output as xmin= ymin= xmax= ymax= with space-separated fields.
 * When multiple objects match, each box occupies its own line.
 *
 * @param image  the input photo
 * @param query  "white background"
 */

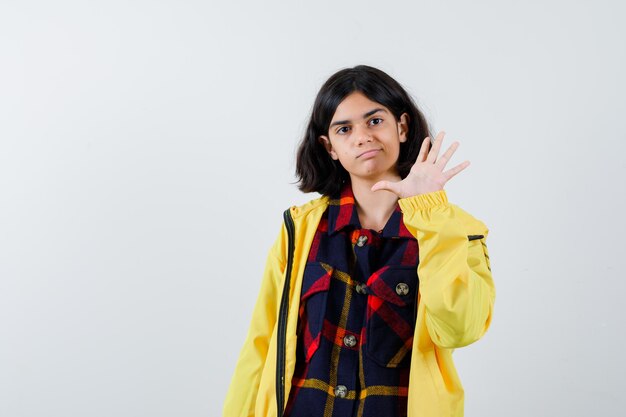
xmin=1 ymin=1 xmax=625 ymax=416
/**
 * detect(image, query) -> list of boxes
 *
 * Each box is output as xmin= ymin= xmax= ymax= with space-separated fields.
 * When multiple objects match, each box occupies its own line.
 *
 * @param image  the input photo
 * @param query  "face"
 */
xmin=319 ymin=91 xmax=409 ymax=183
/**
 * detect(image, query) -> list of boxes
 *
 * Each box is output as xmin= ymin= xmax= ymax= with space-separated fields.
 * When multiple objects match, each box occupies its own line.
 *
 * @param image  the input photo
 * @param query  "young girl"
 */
xmin=223 ymin=65 xmax=495 ymax=417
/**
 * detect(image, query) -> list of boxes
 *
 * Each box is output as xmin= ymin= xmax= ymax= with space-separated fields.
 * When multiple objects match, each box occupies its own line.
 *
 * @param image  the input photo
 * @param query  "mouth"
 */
xmin=357 ymin=149 xmax=381 ymax=159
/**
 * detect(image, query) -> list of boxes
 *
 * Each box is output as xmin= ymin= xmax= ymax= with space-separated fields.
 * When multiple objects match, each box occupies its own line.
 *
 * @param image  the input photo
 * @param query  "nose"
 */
xmin=353 ymin=124 xmax=373 ymax=146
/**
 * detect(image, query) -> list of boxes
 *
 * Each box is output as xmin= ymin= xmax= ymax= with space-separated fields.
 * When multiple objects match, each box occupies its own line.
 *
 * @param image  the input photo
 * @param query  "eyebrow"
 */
xmin=329 ymin=108 xmax=388 ymax=128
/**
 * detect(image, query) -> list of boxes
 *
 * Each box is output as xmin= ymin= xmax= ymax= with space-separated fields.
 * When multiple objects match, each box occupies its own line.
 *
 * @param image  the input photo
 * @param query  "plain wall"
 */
xmin=1 ymin=0 xmax=624 ymax=416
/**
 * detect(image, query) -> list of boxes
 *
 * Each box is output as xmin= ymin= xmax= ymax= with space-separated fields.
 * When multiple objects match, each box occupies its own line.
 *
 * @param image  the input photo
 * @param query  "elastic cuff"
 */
xmin=398 ymin=189 xmax=449 ymax=211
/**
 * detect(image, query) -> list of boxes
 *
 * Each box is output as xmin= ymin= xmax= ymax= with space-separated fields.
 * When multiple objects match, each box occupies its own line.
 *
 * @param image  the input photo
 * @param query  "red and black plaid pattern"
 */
xmin=284 ymin=182 xmax=419 ymax=417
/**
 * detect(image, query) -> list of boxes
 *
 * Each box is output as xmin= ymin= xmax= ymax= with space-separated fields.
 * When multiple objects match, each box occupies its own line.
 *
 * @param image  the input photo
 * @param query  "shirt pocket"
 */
xmin=298 ymin=261 xmax=333 ymax=362
xmin=365 ymin=265 xmax=419 ymax=368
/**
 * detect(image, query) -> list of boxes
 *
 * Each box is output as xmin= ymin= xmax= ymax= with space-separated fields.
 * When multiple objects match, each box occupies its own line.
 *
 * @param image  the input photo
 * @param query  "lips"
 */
xmin=357 ymin=148 xmax=381 ymax=159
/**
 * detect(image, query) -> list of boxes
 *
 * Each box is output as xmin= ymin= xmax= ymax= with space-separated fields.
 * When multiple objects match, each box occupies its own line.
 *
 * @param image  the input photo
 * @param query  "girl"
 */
xmin=223 ymin=65 xmax=495 ymax=417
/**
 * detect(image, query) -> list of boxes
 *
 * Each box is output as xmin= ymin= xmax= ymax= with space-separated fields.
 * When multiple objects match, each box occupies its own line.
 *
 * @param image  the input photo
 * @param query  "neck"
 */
xmin=350 ymin=173 xmax=401 ymax=232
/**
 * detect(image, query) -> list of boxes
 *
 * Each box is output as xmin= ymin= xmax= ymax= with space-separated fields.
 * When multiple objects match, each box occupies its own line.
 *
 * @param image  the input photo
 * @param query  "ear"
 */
xmin=319 ymin=135 xmax=338 ymax=160
xmin=397 ymin=112 xmax=410 ymax=143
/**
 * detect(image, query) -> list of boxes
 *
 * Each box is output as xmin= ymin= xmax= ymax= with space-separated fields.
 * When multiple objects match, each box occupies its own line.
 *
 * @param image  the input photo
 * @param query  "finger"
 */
xmin=371 ymin=180 xmax=402 ymax=196
xmin=426 ymin=131 xmax=446 ymax=163
xmin=435 ymin=141 xmax=460 ymax=169
xmin=443 ymin=160 xmax=470 ymax=181
xmin=417 ymin=136 xmax=430 ymax=162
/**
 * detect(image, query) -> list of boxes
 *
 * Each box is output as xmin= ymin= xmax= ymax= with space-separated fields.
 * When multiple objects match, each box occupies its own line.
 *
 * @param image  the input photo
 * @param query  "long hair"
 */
xmin=295 ymin=65 xmax=431 ymax=196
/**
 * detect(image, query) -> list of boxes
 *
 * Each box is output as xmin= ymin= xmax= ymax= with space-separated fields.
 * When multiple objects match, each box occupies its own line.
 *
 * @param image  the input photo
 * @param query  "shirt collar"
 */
xmin=327 ymin=181 xmax=414 ymax=239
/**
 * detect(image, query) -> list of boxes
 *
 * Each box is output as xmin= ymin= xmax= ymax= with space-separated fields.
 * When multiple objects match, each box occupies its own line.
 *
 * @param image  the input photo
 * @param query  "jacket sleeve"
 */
xmin=223 ymin=222 xmax=287 ymax=417
xmin=398 ymin=189 xmax=495 ymax=349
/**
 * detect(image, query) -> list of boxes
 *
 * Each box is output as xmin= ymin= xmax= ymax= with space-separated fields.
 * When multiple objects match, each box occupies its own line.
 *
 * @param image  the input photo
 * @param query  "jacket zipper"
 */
xmin=276 ymin=208 xmax=295 ymax=417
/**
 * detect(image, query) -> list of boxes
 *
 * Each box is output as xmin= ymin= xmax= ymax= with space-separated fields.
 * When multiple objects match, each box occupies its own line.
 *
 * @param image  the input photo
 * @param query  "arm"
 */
xmin=223 ymin=223 xmax=287 ymax=416
xmin=398 ymin=189 xmax=495 ymax=349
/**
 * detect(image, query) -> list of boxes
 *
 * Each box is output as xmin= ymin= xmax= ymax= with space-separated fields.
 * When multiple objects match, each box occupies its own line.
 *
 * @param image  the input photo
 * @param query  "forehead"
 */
xmin=331 ymin=91 xmax=389 ymax=122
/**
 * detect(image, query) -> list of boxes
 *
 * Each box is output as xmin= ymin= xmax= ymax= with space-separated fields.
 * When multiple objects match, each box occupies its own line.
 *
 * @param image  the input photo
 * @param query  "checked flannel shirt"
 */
xmin=284 ymin=182 xmax=420 ymax=417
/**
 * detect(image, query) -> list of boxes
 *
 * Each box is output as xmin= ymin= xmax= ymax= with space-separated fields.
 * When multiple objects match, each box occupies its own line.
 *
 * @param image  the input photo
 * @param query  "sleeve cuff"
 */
xmin=398 ymin=189 xmax=449 ymax=211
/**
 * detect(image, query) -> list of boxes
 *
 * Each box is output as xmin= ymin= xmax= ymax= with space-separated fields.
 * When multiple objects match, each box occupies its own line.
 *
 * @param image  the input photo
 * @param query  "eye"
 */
xmin=335 ymin=118 xmax=382 ymax=134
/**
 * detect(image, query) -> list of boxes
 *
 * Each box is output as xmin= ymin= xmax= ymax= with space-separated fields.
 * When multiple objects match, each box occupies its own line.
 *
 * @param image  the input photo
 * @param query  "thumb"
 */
xmin=371 ymin=180 xmax=401 ymax=195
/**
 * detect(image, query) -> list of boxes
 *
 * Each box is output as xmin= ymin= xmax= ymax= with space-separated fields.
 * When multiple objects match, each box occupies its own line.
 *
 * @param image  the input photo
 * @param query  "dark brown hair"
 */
xmin=295 ymin=64 xmax=431 ymax=196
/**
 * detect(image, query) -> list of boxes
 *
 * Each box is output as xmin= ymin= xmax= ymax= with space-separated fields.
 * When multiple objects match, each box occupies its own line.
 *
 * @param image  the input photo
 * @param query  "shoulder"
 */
xmin=267 ymin=195 xmax=329 ymax=263
xmin=288 ymin=195 xmax=330 ymax=220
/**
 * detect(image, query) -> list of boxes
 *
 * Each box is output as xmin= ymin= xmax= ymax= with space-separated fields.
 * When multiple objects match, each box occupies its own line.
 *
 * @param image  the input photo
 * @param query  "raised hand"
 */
xmin=371 ymin=131 xmax=470 ymax=198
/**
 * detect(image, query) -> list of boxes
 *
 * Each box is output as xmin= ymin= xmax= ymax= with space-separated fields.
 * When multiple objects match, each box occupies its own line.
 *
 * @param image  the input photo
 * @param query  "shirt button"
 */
xmin=356 ymin=235 xmax=368 ymax=247
xmin=396 ymin=282 xmax=410 ymax=296
xmin=334 ymin=385 xmax=348 ymax=398
xmin=355 ymin=283 xmax=367 ymax=295
xmin=343 ymin=334 xmax=357 ymax=348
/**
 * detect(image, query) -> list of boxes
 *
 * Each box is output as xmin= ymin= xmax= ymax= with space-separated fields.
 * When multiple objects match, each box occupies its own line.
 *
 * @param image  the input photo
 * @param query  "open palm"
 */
xmin=372 ymin=131 xmax=470 ymax=198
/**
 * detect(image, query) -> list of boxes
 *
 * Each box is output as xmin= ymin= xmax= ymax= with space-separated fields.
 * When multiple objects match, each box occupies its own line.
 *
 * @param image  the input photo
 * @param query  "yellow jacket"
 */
xmin=223 ymin=189 xmax=495 ymax=417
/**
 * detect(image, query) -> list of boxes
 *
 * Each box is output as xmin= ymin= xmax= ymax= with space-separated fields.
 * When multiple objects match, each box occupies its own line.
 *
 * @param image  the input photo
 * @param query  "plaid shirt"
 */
xmin=284 ymin=182 xmax=419 ymax=417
